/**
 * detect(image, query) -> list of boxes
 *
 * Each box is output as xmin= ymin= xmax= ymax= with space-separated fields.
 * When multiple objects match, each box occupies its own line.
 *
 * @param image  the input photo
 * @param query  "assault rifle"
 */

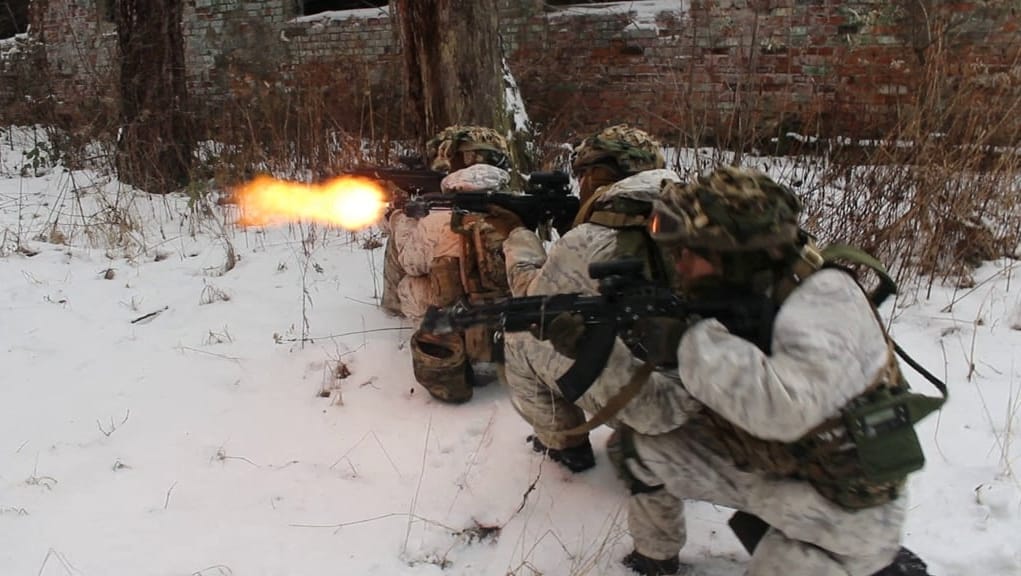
xmin=404 ymin=171 xmax=579 ymax=236
xmin=422 ymin=258 xmax=773 ymax=401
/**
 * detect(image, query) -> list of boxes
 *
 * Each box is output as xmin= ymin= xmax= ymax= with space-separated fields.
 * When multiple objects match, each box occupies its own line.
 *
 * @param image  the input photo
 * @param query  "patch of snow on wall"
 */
xmin=547 ymin=0 xmax=690 ymax=26
xmin=291 ymin=6 xmax=390 ymax=24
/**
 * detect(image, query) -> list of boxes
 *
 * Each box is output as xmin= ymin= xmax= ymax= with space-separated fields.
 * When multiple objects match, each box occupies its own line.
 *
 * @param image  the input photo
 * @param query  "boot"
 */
xmin=529 ymin=435 xmax=595 ymax=473
xmin=729 ymin=511 xmax=932 ymax=576
xmin=622 ymin=550 xmax=684 ymax=576
xmin=874 ymin=547 xmax=931 ymax=576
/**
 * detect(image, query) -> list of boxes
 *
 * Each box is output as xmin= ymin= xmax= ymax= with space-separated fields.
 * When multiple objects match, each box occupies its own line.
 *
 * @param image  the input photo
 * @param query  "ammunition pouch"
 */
xmin=706 ymin=412 xmax=801 ymax=476
xmin=451 ymin=213 xmax=510 ymax=364
xmin=464 ymin=321 xmax=501 ymax=363
xmin=429 ymin=256 xmax=465 ymax=307
xmin=452 ymin=213 xmax=509 ymax=297
xmin=797 ymin=386 xmax=935 ymax=509
xmin=410 ymin=330 xmax=473 ymax=403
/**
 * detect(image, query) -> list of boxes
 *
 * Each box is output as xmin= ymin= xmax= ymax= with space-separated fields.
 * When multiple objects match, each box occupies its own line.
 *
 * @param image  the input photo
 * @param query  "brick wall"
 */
xmin=0 ymin=34 xmax=41 ymax=119
xmin=507 ymin=0 xmax=1019 ymax=143
xmin=7 ymin=0 xmax=1018 ymax=143
xmin=14 ymin=0 xmax=117 ymax=111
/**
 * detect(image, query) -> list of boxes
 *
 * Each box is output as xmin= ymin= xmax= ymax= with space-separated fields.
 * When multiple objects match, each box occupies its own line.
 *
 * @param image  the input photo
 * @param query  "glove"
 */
xmin=485 ymin=204 xmax=525 ymax=237
xmin=531 ymin=312 xmax=587 ymax=359
xmin=629 ymin=316 xmax=693 ymax=366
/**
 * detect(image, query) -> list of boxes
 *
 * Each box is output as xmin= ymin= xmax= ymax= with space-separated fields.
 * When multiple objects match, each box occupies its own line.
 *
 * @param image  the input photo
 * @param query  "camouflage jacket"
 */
xmin=678 ymin=268 xmax=890 ymax=442
xmin=390 ymin=211 xmax=461 ymax=278
xmin=392 ymin=164 xmax=512 ymax=278
xmin=503 ymin=169 xmax=681 ymax=297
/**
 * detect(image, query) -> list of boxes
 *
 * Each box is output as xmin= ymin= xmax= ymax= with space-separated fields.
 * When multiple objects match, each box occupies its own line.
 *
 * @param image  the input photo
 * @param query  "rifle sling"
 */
xmin=551 ymin=361 xmax=656 ymax=439
xmin=894 ymin=341 xmax=948 ymax=398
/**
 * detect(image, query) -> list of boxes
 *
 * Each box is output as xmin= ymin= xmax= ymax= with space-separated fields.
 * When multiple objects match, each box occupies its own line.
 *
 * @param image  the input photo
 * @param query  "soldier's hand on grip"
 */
xmin=531 ymin=312 xmax=587 ymax=359
xmin=485 ymin=204 xmax=525 ymax=237
xmin=630 ymin=316 xmax=693 ymax=366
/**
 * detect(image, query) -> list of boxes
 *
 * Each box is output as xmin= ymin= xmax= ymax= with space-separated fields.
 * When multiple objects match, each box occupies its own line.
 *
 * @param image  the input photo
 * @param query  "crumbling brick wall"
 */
xmin=507 ymin=0 xmax=1019 ymax=144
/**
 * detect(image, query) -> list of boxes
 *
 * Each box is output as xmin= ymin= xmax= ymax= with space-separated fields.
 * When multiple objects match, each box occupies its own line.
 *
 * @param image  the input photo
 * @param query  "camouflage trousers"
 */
xmin=502 ymin=332 xmax=589 ymax=451
xmin=626 ymin=420 xmax=906 ymax=575
xmin=381 ymin=235 xmax=404 ymax=316
xmin=380 ymin=236 xmax=444 ymax=324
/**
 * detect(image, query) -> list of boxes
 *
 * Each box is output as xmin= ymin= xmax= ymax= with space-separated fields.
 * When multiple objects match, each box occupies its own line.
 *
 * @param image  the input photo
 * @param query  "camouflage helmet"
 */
xmin=650 ymin=166 xmax=801 ymax=252
xmin=426 ymin=125 xmax=510 ymax=172
xmin=572 ymin=124 xmax=666 ymax=176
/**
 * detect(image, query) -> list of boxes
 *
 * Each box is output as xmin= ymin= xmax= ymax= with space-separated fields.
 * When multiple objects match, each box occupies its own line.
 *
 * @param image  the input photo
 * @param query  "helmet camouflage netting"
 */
xmin=426 ymin=125 xmax=510 ymax=172
xmin=654 ymin=166 xmax=802 ymax=251
xmin=572 ymin=124 xmax=666 ymax=176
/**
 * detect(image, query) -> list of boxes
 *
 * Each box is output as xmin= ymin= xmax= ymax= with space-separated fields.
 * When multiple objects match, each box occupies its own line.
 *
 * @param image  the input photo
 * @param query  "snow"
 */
xmin=0 ymin=33 xmax=30 ymax=60
xmin=546 ymin=1 xmax=691 ymax=26
xmin=502 ymin=57 xmax=532 ymax=137
xmin=290 ymin=6 xmax=390 ymax=24
xmin=1 ymin=126 xmax=1020 ymax=575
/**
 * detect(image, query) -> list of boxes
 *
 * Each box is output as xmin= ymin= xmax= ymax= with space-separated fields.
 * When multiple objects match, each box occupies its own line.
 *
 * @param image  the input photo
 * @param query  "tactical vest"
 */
xmin=450 ymin=212 xmax=511 ymax=362
xmin=704 ymin=241 xmax=946 ymax=510
xmin=584 ymin=193 xmax=670 ymax=285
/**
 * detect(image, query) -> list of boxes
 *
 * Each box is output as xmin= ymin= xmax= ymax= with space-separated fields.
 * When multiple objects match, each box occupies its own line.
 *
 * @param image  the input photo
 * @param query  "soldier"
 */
xmin=612 ymin=166 xmax=929 ymax=575
xmin=486 ymin=125 xmax=696 ymax=473
xmin=499 ymin=124 xmax=668 ymax=296
xmin=382 ymin=125 xmax=515 ymax=404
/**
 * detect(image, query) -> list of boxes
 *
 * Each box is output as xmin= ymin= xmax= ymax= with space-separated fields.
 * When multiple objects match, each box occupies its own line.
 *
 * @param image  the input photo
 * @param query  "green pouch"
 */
xmin=844 ymin=389 xmax=940 ymax=483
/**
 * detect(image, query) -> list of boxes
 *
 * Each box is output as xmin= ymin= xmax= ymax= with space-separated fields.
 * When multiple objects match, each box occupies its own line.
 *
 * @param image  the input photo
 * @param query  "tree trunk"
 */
xmin=393 ymin=0 xmax=534 ymax=172
xmin=115 ymin=0 xmax=191 ymax=193
xmin=0 ymin=0 xmax=30 ymax=39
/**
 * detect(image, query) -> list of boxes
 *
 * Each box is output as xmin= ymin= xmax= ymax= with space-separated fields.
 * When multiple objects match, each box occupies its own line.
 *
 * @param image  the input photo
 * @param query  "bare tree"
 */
xmin=115 ymin=0 xmax=192 ymax=193
xmin=392 ymin=0 xmax=533 ymax=171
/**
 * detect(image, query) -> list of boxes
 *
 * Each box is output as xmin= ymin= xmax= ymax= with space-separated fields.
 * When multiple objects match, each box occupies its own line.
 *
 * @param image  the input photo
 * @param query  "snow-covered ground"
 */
xmin=1 ymin=127 xmax=1019 ymax=576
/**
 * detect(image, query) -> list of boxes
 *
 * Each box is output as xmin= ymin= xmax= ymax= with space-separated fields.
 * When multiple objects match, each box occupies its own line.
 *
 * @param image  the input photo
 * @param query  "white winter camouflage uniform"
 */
xmin=626 ymin=268 xmax=906 ymax=575
xmin=501 ymin=170 xmax=703 ymax=449
xmin=387 ymin=164 xmax=511 ymax=323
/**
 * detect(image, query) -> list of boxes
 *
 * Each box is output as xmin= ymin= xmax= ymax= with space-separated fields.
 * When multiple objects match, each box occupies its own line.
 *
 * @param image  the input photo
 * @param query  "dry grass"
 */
xmin=634 ymin=3 xmax=1021 ymax=293
xmin=194 ymin=56 xmax=409 ymax=193
xmin=3 ymin=4 xmax=1018 ymax=293
xmin=798 ymin=19 xmax=1021 ymax=292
